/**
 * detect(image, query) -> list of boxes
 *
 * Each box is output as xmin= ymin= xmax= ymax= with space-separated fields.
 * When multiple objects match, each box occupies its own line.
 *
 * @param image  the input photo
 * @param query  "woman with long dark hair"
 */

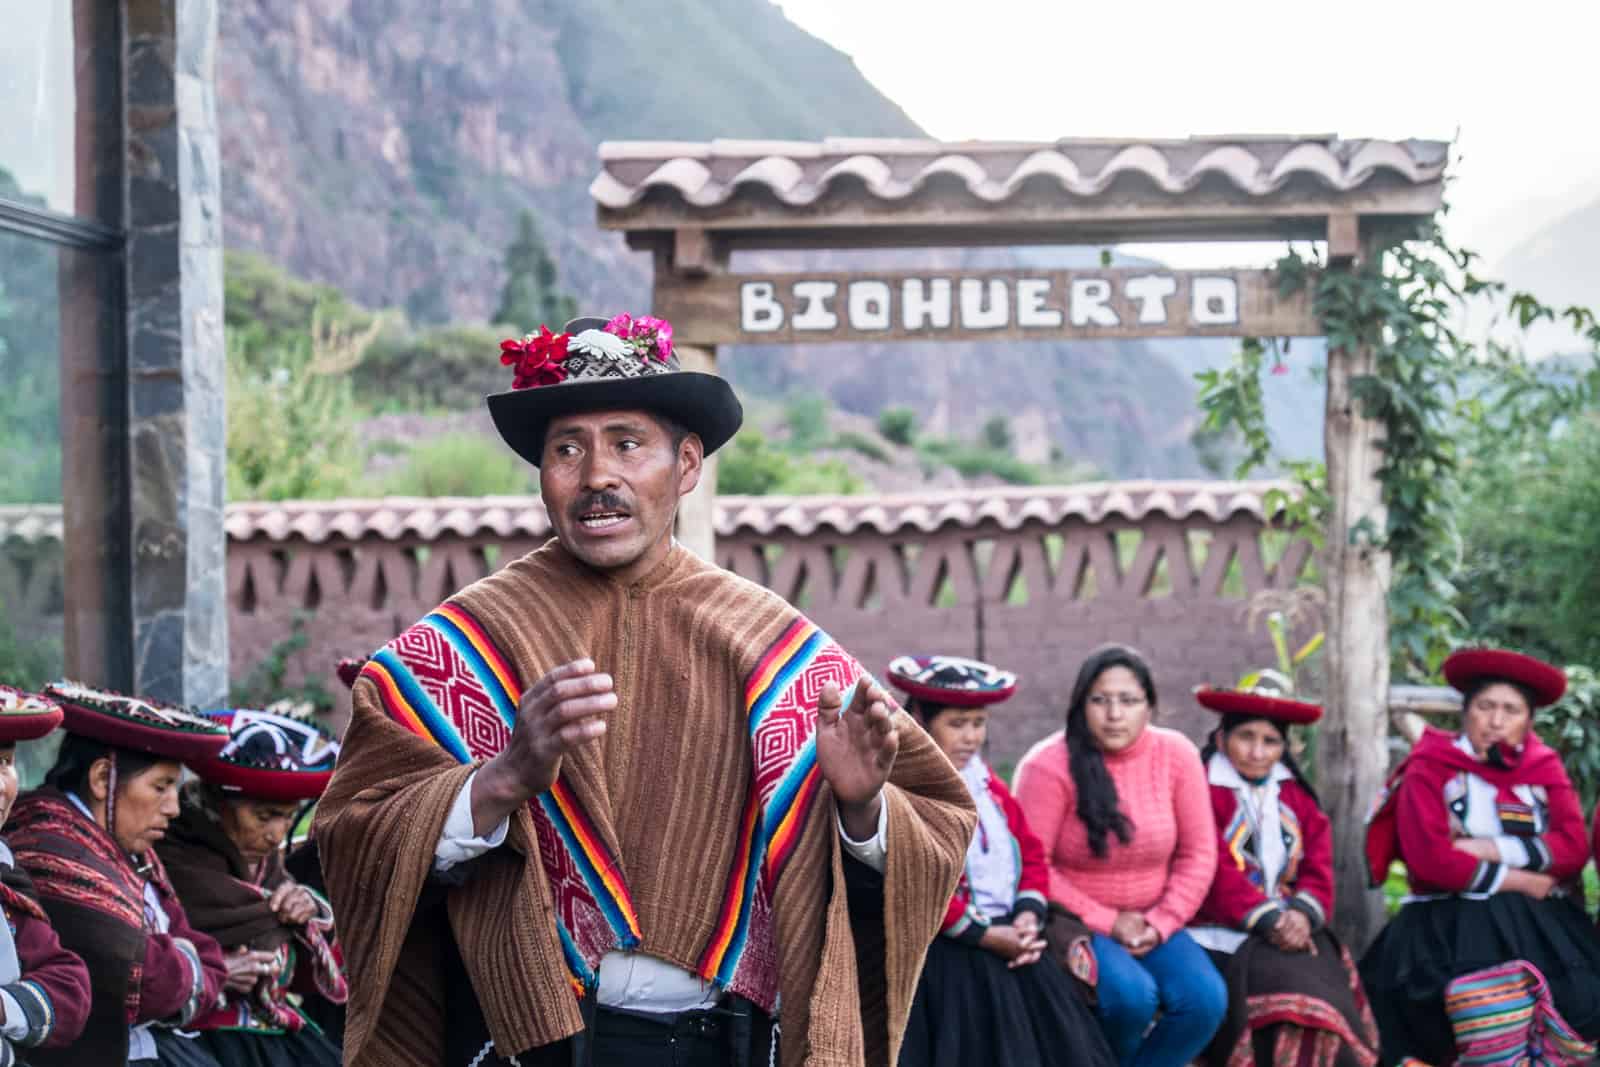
xmin=1361 ymin=648 xmax=1600 ymax=1065
xmin=1188 ymin=688 xmax=1378 ymax=1067
xmin=1013 ymin=644 xmax=1225 ymax=1067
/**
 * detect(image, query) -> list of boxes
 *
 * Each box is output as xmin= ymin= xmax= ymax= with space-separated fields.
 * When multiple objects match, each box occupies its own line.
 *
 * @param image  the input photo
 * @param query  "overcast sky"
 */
xmin=776 ymin=0 xmax=1600 ymax=269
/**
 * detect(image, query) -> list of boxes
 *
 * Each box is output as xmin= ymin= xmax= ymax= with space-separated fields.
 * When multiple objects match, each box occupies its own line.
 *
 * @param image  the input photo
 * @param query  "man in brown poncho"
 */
xmin=315 ymin=314 xmax=976 ymax=1067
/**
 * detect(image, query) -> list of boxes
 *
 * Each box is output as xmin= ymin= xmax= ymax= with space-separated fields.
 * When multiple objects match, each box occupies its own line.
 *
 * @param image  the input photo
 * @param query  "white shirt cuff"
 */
xmin=0 ymin=990 xmax=26 ymax=1040
xmin=433 ymin=770 xmax=510 ymax=872
xmin=1494 ymin=836 xmax=1531 ymax=869
xmin=837 ymin=792 xmax=888 ymax=874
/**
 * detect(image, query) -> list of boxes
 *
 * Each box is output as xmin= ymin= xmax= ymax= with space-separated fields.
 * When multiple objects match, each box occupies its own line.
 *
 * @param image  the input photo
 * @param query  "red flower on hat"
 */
xmin=500 ymin=326 xmax=571 ymax=389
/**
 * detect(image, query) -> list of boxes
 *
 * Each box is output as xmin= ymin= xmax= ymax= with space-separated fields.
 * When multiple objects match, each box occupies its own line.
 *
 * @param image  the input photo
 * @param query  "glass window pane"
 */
xmin=0 ymin=229 xmax=68 ymax=783
xmin=0 ymin=2 xmax=76 ymax=215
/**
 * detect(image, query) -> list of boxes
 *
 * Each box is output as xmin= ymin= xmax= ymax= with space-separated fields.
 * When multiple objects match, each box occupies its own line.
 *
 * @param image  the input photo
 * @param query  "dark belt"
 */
xmin=597 ymin=1003 xmax=733 ymax=1041
xmin=577 ymin=997 xmax=774 ymax=1067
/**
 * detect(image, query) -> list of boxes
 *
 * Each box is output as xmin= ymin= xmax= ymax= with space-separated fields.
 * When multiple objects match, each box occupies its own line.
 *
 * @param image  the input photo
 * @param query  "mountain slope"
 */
xmin=217 ymin=0 xmax=1324 ymax=478
xmin=218 ymin=0 xmax=922 ymax=323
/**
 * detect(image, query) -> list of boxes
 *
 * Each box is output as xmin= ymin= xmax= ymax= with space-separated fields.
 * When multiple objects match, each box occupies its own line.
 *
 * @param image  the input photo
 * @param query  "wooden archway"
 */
xmin=591 ymin=135 xmax=1447 ymax=948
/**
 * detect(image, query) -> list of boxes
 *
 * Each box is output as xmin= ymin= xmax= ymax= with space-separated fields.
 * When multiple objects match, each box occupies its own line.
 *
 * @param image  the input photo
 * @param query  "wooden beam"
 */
xmin=671 ymin=228 xmax=721 ymax=277
xmin=1318 ymin=240 xmax=1392 ymax=951
xmin=599 ymin=186 xmax=1444 ymax=248
xmin=1327 ymin=213 xmax=1360 ymax=263
xmin=655 ymin=267 xmax=1320 ymax=345
xmin=673 ymin=343 xmax=719 ymax=561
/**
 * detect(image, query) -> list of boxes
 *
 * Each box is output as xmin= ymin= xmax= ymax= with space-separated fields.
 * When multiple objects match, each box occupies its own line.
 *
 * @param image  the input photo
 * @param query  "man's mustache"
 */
xmin=572 ymin=491 xmax=632 ymax=519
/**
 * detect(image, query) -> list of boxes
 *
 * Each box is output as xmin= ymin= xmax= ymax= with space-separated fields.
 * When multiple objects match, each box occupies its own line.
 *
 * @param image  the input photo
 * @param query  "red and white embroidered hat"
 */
xmin=1194 ymin=686 xmax=1322 ymax=726
xmin=887 ymin=654 xmax=1018 ymax=708
xmin=0 ymin=685 xmax=65 ymax=743
xmin=1443 ymin=648 xmax=1567 ymax=708
xmin=43 ymin=680 xmax=229 ymax=762
xmin=190 ymin=707 xmax=340 ymax=802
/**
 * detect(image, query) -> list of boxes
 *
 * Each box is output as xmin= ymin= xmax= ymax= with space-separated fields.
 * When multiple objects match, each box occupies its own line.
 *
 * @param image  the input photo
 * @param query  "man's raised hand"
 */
xmin=816 ymin=678 xmax=900 ymax=841
xmin=471 ymin=659 xmax=614 ymax=834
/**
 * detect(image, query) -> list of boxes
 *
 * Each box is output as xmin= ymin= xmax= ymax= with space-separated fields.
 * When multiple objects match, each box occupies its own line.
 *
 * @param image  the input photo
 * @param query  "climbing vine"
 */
xmin=1198 ymin=220 xmax=1600 ymax=680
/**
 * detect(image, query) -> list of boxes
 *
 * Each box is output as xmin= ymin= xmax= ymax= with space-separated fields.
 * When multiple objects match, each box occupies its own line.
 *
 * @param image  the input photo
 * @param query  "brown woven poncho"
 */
xmin=315 ymin=541 xmax=974 ymax=1066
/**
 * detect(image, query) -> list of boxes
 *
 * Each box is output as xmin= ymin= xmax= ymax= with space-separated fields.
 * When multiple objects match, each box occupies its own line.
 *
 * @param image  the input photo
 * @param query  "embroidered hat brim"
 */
xmin=886 ymin=654 xmax=1018 ymax=708
xmin=192 ymin=761 xmax=334 ymax=802
xmin=43 ymin=681 xmax=230 ymax=762
xmin=1443 ymin=648 xmax=1567 ymax=708
xmin=190 ymin=708 xmax=340 ymax=802
xmin=0 ymin=686 xmax=65 ymax=743
xmin=1194 ymin=686 xmax=1322 ymax=725
xmin=488 ymin=370 xmax=743 ymax=468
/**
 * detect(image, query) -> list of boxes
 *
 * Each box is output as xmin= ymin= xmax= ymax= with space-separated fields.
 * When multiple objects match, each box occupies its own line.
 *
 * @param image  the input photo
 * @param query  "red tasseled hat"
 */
xmin=1443 ymin=648 xmax=1567 ymax=708
xmin=1194 ymin=686 xmax=1323 ymax=726
xmin=0 ymin=685 xmax=65 ymax=743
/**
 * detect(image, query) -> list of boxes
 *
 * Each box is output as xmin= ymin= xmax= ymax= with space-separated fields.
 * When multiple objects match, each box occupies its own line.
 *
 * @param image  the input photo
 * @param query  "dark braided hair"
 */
xmin=44 ymin=733 xmax=165 ymax=795
xmin=1199 ymin=713 xmax=1321 ymax=807
xmin=1065 ymin=644 xmax=1155 ymax=858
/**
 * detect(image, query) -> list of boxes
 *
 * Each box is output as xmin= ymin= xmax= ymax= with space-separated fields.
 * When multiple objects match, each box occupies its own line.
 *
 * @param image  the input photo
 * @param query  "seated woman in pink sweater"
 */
xmin=1014 ymin=644 xmax=1225 ymax=1067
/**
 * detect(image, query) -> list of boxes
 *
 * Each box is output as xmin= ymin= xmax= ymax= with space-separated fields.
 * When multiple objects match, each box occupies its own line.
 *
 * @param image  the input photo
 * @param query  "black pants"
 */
xmin=453 ymin=1004 xmax=777 ymax=1067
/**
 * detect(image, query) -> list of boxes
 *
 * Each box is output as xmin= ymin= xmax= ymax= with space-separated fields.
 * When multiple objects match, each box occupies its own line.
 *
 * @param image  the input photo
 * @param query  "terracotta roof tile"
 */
xmin=591 ymin=136 xmax=1447 ymax=212
xmin=0 ymin=482 xmax=1290 ymax=546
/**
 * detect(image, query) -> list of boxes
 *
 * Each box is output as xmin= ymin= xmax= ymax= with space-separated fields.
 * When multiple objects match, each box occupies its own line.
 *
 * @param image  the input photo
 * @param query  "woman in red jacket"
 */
xmin=1360 ymin=649 xmax=1600 ymax=1066
xmin=889 ymin=654 xmax=1114 ymax=1067
xmin=0 ymin=687 xmax=91 ymax=1065
xmin=6 ymin=682 xmax=231 ymax=1067
xmin=1187 ymin=688 xmax=1377 ymax=1067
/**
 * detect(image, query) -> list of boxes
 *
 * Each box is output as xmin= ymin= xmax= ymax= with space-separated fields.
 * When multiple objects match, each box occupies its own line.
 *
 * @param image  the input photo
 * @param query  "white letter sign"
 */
xmin=791 ymin=281 xmax=839 ymax=331
xmin=1191 ymin=276 xmax=1240 ymax=326
xmin=1069 ymin=279 xmax=1120 ymax=327
xmin=1125 ymin=274 xmax=1179 ymax=325
xmin=847 ymin=280 xmax=891 ymax=331
xmin=902 ymin=278 xmax=953 ymax=330
xmin=740 ymin=282 xmax=783 ymax=332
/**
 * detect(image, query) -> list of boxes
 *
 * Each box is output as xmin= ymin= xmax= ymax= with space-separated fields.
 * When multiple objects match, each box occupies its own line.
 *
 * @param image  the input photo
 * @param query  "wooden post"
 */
xmin=1318 ymin=240 xmax=1392 ymax=951
xmin=674 ymin=342 xmax=719 ymax=562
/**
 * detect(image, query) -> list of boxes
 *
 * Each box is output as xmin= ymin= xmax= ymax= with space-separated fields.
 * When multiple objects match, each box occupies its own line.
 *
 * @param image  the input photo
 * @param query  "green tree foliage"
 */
xmin=981 ymin=414 xmax=1014 ymax=452
xmin=1197 ymin=223 xmax=1600 ymax=678
xmin=718 ymin=430 xmax=863 ymax=495
xmin=493 ymin=211 xmax=576 ymax=332
xmin=0 ymin=178 xmax=63 ymax=504
xmin=1537 ymin=666 xmax=1600 ymax=811
xmin=1456 ymin=412 xmax=1600 ymax=667
xmin=877 ymin=406 xmax=917 ymax=446
xmin=380 ymin=433 xmax=535 ymax=497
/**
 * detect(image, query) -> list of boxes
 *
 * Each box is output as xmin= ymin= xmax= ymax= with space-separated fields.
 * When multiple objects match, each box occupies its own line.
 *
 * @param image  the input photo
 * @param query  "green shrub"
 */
xmin=380 ymin=433 xmax=534 ymax=497
xmin=877 ymin=407 xmax=917 ymax=446
xmin=833 ymin=430 xmax=890 ymax=463
xmin=917 ymin=438 xmax=1041 ymax=485
xmin=981 ymin=414 xmax=1014 ymax=452
xmin=226 ymin=333 xmax=366 ymax=502
xmin=718 ymin=430 xmax=863 ymax=495
xmin=782 ymin=392 xmax=831 ymax=451
xmin=1537 ymin=665 xmax=1600 ymax=811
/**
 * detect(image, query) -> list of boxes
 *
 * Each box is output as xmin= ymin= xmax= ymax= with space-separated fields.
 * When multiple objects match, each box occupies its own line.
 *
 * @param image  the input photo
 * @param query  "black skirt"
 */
xmin=133 ymin=1030 xmax=224 ymax=1067
xmin=193 ymin=1025 xmax=342 ymax=1067
xmin=1358 ymin=893 xmax=1600 ymax=1067
xmin=898 ymin=935 xmax=1118 ymax=1067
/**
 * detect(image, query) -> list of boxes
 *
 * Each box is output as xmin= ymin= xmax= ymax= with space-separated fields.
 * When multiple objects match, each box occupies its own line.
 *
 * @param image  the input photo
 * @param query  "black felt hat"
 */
xmin=487 ymin=315 xmax=743 ymax=467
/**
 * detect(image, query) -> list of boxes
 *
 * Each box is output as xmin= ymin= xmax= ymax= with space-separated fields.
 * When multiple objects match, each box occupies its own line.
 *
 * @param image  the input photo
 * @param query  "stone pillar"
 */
xmin=1318 ymin=260 xmax=1391 ymax=950
xmin=124 ymin=0 xmax=227 ymax=706
xmin=674 ymin=343 xmax=719 ymax=563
